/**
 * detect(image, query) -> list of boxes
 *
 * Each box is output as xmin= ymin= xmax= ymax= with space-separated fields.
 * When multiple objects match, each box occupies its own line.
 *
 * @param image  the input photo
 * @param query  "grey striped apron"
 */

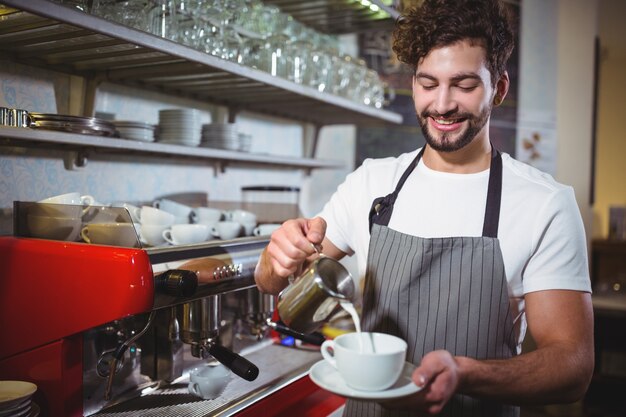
xmin=344 ymin=147 xmax=519 ymax=417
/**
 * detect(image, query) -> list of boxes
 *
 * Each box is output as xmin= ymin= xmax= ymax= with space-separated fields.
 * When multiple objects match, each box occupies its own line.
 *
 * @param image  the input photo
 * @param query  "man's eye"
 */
xmin=457 ymin=85 xmax=478 ymax=91
xmin=421 ymin=85 xmax=436 ymax=91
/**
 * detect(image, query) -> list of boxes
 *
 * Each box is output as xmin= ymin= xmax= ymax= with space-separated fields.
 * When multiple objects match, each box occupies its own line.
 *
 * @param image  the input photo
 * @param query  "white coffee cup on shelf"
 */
xmin=153 ymin=199 xmax=193 ymax=223
xmin=39 ymin=192 xmax=95 ymax=206
xmin=191 ymin=207 xmax=223 ymax=224
xmin=320 ymin=332 xmax=407 ymax=391
xmin=227 ymin=209 xmax=257 ymax=225
xmin=162 ymin=224 xmax=211 ymax=245
xmin=252 ymin=223 xmax=281 ymax=236
xmin=111 ymin=202 xmax=141 ymax=223
xmin=211 ymin=221 xmax=241 ymax=240
xmin=135 ymin=206 xmax=175 ymax=226
xmin=188 ymin=364 xmax=231 ymax=400
xmin=81 ymin=223 xmax=140 ymax=247
xmin=139 ymin=224 xmax=169 ymax=246
xmin=240 ymin=220 xmax=257 ymax=236
xmin=33 ymin=192 xmax=96 ymax=217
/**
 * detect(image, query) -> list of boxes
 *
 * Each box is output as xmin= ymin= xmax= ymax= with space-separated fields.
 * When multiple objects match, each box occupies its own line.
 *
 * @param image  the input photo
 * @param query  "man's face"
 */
xmin=413 ymin=40 xmax=496 ymax=152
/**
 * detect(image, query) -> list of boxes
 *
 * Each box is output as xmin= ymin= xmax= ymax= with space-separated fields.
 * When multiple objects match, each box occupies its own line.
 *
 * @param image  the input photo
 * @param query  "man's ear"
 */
xmin=495 ymin=71 xmax=510 ymax=104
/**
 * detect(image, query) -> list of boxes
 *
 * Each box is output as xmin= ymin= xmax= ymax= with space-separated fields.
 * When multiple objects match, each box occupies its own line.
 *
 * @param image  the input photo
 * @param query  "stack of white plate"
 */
xmin=238 ymin=132 xmax=252 ymax=152
xmin=200 ymin=123 xmax=241 ymax=151
xmin=0 ymin=381 xmax=39 ymax=417
xmin=113 ymin=120 xmax=156 ymax=142
xmin=157 ymin=109 xmax=201 ymax=146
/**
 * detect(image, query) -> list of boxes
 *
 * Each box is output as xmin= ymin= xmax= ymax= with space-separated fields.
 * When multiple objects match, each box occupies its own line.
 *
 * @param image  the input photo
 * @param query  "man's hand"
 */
xmin=383 ymin=350 xmax=460 ymax=415
xmin=254 ymin=217 xmax=326 ymax=294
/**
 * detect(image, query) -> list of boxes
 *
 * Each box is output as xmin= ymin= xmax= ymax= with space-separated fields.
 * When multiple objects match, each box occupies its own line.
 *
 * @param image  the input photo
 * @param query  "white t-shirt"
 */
xmin=319 ymin=148 xmax=591 ymax=345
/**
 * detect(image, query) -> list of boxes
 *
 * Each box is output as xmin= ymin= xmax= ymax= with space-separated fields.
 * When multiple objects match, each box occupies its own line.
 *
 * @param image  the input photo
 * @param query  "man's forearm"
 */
xmin=456 ymin=340 xmax=593 ymax=405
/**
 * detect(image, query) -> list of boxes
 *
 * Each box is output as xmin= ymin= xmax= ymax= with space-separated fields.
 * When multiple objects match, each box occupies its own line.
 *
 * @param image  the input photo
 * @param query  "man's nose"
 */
xmin=433 ymin=88 xmax=457 ymax=115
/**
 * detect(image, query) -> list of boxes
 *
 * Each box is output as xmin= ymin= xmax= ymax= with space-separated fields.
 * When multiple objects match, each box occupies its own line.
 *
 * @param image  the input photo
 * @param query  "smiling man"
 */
xmin=255 ymin=0 xmax=594 ymax=416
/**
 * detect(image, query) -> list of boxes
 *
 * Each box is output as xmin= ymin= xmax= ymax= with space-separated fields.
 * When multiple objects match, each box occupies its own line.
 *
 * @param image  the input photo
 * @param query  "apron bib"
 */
xmin=343 ymin=147 xmax=519 ymax=417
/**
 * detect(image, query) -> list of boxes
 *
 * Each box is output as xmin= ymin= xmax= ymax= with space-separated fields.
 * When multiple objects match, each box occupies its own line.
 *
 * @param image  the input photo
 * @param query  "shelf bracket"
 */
xmin=63 ymin=150 xmax=89 ymax=171
xmin=212 ymin=106 xmax=239 ymax=124
xmin=303 ymin=123 xmax=321 ymax=160
xmin=82 ymin=74 xmax=106 ymax=117
xmin=228 ymin=107 xmax=239 ymax=124
xmin=213 ymin=160 xmax=227 ymax=176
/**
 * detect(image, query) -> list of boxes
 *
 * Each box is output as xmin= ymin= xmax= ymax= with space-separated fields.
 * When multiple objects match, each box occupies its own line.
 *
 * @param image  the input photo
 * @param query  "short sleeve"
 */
xmin=521 ymin=187 xmax=591 ymax=294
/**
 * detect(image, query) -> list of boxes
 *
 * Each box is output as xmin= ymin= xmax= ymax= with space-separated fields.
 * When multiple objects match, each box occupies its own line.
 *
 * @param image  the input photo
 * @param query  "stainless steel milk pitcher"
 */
xmin=277 ymin=256 xmax=355 ymax=334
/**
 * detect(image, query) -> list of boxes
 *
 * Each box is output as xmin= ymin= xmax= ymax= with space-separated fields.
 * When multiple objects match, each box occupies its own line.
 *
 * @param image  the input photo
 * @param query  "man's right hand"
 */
xmin=254 ymin=217 xmax=327 ymax=294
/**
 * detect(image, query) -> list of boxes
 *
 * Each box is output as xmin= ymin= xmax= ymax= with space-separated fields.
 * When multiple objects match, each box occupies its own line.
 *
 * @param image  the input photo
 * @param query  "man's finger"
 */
xmin=306 ymin=217 xmax=326 ymax=244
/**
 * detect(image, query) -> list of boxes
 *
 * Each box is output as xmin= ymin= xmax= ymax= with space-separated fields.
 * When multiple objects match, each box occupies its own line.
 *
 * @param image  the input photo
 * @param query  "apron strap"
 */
xmin=368 ymin=147 xmax=425 ymax=231
xmin=482 ymin=147 xmax=502 ymax=238
xmin=368 ymin=145 xmax=503 ymax=238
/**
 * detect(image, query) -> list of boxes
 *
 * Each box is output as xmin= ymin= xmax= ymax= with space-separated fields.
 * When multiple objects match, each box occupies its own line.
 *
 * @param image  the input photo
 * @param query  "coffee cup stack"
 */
xmin=153 ymin=199 xmax=193 ymax=224
xmin=134 ymin=206 xmax=175 ymax=246
xmin=28 ymin=192 xmax=95 ymax=242
xmin=190 ymin=207 xmax=224 ymax=229
xmin=152 ymin=200 xmax=216 ymax=246
xmin=225 ymin=209 xmax=257 ymax=237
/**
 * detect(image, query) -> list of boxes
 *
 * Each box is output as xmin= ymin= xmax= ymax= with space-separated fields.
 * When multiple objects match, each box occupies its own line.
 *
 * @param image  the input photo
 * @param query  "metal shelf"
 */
xmin=0 ymin=126 xmax=344 ymax=171
xmin=264 ymin=0 xmax=399 ymax=34
xmin=0 ymin=0 xmax=403 ymax=127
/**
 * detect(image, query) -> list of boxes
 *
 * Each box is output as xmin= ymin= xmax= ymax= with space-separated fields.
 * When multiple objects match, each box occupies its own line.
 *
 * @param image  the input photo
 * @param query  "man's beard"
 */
xmin=416 ymin=105 xmax=492 ymax=152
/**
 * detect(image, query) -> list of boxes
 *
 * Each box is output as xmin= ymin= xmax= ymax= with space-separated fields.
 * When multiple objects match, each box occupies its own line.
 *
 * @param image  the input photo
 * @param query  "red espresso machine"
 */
xmin=0 ymin=203 xmax=343 ymax=417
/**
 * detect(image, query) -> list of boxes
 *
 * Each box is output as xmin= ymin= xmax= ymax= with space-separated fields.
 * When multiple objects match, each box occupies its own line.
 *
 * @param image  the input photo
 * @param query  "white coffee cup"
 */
xmin=81 ymin=223 xmax=139 ymax=247
xmin=227 ymin=209 xmax=257 ymax=225
xmin=211 ymin=221 xmax=241 ymax=240
xmin=320 ymin=332 xmax=407 ymax=391
xmin=111 ymin=202 xmax=141 ymax=223
xmin=240 ymin=220 xmax=257 ymax=236
xmin=27 ymin=214 xmax=82 ymax=242
xmin=162 ymin=224 xmax=211 ymax=245
xmin=153 ymin=199 xmax=193 ymax=221
xmin=188 ymin=364 xmax=231 ymax=400
xmin=253 ymin=223 xmax=281 ymax=236
xmin=139 ymin=224 xmax=169 ymax=246
xmin=135 ymin=206 xmax=175 ymax=226
xmin=33 ymin=192 xmax=96 ymax=217
xmin=39 ymin=192 xmax=95 ymax=206
xmin=191 ymin=207 xmax=223 ymax=224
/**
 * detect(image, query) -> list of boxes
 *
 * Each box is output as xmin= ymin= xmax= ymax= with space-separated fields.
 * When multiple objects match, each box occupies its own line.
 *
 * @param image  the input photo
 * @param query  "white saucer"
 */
xmin=309 ymin=360 xmax=421 ymax=401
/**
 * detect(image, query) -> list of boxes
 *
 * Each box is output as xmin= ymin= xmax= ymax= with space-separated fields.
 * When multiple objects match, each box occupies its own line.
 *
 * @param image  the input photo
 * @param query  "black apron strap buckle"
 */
xmin=368 ymin=193 xmax=397 ymax=232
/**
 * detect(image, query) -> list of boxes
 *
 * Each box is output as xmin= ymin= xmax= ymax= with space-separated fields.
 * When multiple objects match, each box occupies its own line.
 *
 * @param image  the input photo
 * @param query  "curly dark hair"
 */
xmin=392 ymin=0 xmax=515 ymax=86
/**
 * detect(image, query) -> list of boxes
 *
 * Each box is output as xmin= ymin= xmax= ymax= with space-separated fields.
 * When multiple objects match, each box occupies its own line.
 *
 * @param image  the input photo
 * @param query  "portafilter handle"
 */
xmin=207 ymin=342 xmax=259 ymax=382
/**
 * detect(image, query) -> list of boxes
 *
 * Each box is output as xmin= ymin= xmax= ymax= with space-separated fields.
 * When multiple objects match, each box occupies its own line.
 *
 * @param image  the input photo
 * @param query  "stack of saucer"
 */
xmin=157 ymin=109 xmax=201 ymax=146
xmin=113 ymin=120 xmax=156 ymax=142
xmin=0 ymin=380 xmax=39 ymax=417
xmin=200 ymin=123 xmax=240 ymax=151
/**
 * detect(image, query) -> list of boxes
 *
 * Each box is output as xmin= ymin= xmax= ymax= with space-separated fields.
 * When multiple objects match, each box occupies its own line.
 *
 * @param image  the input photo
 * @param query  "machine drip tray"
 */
xmin=95 ymin=343 xmax=322 ymax=417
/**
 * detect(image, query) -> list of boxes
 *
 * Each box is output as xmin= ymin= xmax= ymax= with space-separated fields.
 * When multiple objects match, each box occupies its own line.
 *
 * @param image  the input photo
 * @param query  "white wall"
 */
xmin=517 ymin=0 xmax=598 ymax=239
xmin=555 ymin=0 xmax=598 ymax=238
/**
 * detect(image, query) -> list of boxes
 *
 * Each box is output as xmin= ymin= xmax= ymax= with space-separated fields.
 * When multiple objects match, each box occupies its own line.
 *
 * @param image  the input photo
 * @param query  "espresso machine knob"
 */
xmin=154 ymin=270 xmax=198 ymax=297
